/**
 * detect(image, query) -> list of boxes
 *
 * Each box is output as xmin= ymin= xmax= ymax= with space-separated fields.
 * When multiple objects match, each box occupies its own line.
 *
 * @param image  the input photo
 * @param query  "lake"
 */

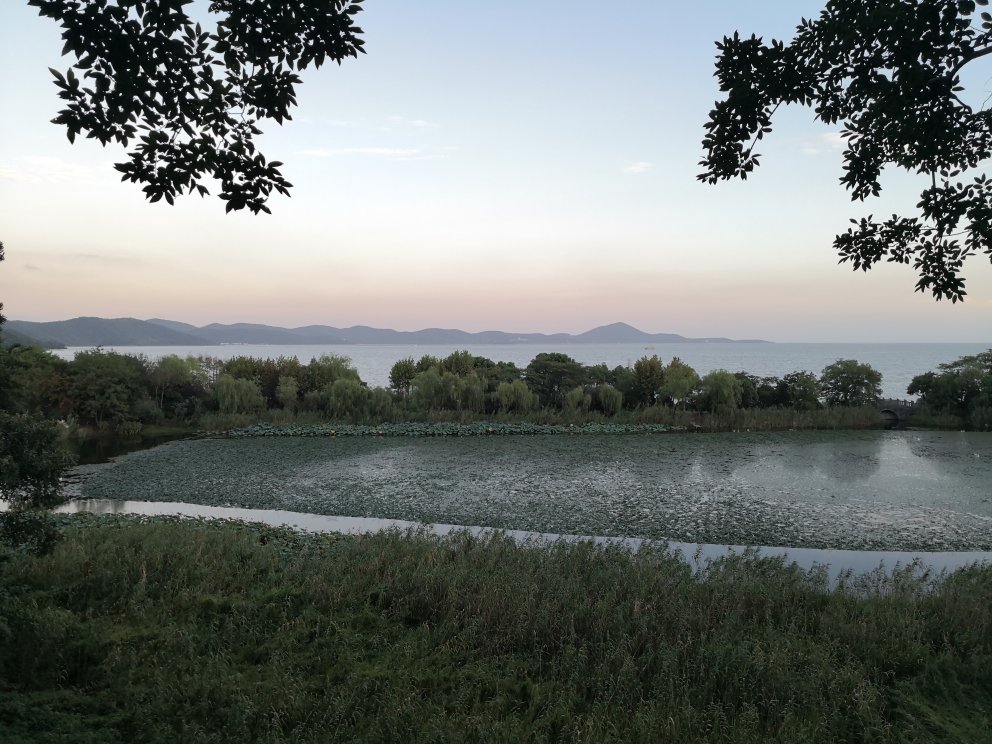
xmin=78 ymin=429 xmax=992 ymax=552
xmin=52 ymin=341 xmax=991 ymax=399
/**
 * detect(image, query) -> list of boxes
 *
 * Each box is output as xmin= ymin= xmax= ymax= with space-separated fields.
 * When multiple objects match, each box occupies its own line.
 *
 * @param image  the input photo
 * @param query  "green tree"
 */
xmin=472 ymin=359 xmax=523 ymax=413
xmin=389 ymin=357 xmax=417 ymax=397
xmin=631 ymin=355 xmax=666 ymax=407
xmin=700 ymin=0 xmax=992 ymax=300
xmin=197 ymin=356 xmax=226 ymax=386
xmin=585 ymin=363 xmax=612 ymax=386
xmin=563 ymin=386 xmax=592 ymax=413
xmin=495 ymin=380 xmax=538 ymax=414
xmin=610 ymin=365 xmax=637 ymax=409
xmin=820 ymin=360 xmax=882 ymax=407
xmin=411 ymin=369 xmax=445 ymax=412
xmin=303 ymin=355 xmax=360 ymax=396
xmin=30 ymin=0 xmax=366 ymax=213
xmin=0 ymin=345 xmax=70 ymax=416
xmin=414 ymin=355 xmax=441 ymax=374
xmin=323 ymin=378 xmax=369 ymax=421
xmin=0 ymin=242 xmax=74 ymax=510
xmin=222 ymin=355 xmax=306 ymax=406
xmin=660 ymin=358 xmax=700 ymax=410
xmin=734 ymin=373 xmax=760 ymax=409
xmin=909 ymin=349 xmax=992 ymax=421
xmin=0 ymin=412 xmax=75 ymax=509
xmin=754 ymin=376 xmax=785 ymax=408
xmin=276 ymin=375 xmax=300 ymax=412
xmin=215 ymin=374 xmax=264 ymax=415
xmin=781 ymin=371 xmax=822 ymax=411
xmin=367 ymin=388 xmax=395 ymax=422
xmin=524 ymin=353 xmax=585 ymax=409
xmin=150 ymin=354 xmax=207 ymax=415
xmin=698 ymin=370 xmax=743 ymax=415
xmin=68 ymin=350 xmax=149 ymax=425
xmin=444 ymin=372 xmax=485 ymax=413
xmin=440 ymin=351 xmax=475 ymax=377
xmin=596 ymin=384 xmax=623 ymax=417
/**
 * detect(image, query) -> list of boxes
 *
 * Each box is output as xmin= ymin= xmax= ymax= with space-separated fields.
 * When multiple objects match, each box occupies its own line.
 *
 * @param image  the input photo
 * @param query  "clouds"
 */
xmin=623 ymin=161 xmax=653 ymax=174
xmin=386 ymin=116 xmax=438 ymax=130
xmin=0 ymin=156 xmax=110 ymax=185
xmin=296 ymin=147 xmax=423 ymax=160
xmin=297 ymin=115 xmax=439 ymax=132
xmin=296 ymin=147 xmax=431 ymax=161
xmin=800 ymin=132 xmax=846 ymax=156
xmin=292 ymin=115 xmax=444 ymax=161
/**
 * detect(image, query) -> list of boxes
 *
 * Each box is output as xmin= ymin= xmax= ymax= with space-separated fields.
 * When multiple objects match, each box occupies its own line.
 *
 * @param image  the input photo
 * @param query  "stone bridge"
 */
xmin=878 ymin=398 xmax=915 ymax=429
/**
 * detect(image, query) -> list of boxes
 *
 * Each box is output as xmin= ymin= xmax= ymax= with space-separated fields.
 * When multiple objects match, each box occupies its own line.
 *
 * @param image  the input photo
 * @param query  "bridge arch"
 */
xmin=879 ymin=409 xmax=900 ymax=428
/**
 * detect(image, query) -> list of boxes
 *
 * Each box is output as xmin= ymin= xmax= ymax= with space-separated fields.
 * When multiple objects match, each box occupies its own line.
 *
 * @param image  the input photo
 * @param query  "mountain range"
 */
xmin=4 ymin=317 xmax=768 ymax=348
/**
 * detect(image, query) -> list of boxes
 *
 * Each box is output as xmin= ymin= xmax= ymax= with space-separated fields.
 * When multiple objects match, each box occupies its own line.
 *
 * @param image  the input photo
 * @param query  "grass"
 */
xmin=196 ymin=404 xmax=884 ymax=436
xmin=2 ymin=515 xmax=991 ymax=742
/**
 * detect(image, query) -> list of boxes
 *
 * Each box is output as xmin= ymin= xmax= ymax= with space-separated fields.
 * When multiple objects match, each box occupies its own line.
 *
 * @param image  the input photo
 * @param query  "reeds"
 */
xmin=2 ymin=517 xmax=990 ymax=741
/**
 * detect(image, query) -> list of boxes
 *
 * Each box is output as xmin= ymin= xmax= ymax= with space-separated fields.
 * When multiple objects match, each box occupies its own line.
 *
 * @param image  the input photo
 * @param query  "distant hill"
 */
xmin=8 ymin=317 xmax=769 ymax=347
xmin=1 ymin=325 xmax=63 ymax=349
xmin=5 ymin=317 xmax=211 ymax=347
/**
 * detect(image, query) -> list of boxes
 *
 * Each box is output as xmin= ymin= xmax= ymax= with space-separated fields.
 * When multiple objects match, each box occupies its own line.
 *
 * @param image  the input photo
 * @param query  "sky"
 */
xmin=1 ymin=1 xmax=990 ymax=343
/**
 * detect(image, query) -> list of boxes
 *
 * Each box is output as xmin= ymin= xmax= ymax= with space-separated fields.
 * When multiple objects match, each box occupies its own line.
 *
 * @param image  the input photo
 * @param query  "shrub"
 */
xmin=564 ymin=385 xmax=592 ymax=412
xmin=0 ymin=510 xmax=62 ymax=556
xmin=0 ymin=413 xmax=75 ymax=509
xmin=596 ymin=384 xmax=623 ymax=417
xmin=215 ymin=374 xmax=265 ymax=415
xmin=496 ymin=380 xmax=538 ymax=413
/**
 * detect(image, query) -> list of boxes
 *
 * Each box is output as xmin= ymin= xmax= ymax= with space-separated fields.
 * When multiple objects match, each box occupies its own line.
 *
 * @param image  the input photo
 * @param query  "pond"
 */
xmin=77 ymin=430 xmax=992 ymax=552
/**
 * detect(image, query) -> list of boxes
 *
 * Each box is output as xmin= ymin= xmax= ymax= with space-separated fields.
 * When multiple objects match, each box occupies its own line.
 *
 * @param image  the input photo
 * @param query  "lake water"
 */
xmin=78 ymin=429 xmax=992 ymax=552
xmin=52 ymin=342 xmax=991 ymax=399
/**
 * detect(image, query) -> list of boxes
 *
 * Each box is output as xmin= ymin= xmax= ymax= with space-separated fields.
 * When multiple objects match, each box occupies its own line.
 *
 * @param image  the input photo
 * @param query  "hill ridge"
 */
xmin=4 ymin=316 xmax=769 ymax=347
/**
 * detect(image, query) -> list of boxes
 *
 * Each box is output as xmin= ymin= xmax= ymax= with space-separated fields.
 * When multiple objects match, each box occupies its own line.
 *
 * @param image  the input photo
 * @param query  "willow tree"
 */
xmin=700 ymin=0 xmax=992 ymax=301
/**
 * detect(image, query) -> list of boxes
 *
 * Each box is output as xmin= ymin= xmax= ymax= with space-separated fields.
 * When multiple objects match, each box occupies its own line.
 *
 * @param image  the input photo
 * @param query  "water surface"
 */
xmin=79 ymin=430 xmax=992 ymax=551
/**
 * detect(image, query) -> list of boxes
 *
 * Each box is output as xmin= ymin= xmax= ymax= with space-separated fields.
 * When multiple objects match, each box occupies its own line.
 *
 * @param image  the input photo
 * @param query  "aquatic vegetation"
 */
xmin=80 ymin=431 xmax=992 ymax=552
xmin=224 ymin=421 xmax=682 ymax=438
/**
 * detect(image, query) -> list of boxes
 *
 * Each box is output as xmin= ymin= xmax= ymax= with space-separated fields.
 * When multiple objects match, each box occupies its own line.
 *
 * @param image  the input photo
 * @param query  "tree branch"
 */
xmin=950 ymin=38 xmax=992 ymax=78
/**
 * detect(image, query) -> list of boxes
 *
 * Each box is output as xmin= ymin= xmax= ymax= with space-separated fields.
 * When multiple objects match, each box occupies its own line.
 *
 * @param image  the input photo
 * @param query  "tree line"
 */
xmin=1 ymin=344 xmax=892 ymax=430
xmin=6 ymin=342 xmax=991 ymax=434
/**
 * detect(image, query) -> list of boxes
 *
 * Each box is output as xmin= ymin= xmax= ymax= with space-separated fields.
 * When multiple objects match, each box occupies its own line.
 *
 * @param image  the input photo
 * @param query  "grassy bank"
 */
xmin=198 ymin=404 xmax=884 ymax=437
xmin=2 ymin=516 xmax=990 ymax=741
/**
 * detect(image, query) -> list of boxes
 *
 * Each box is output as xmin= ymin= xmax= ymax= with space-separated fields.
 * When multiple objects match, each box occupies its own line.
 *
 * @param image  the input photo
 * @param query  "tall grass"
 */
xmin=198 ymin=404 xmax=883 ymax=435
xmin=2 ymin=517 xmax=990 ymax=741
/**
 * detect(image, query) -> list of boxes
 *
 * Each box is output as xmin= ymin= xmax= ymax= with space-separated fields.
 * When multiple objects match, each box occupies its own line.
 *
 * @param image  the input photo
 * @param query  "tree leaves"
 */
xmin=29 ymin=0 xmax=366 ymax=214
xmin=699 ymin=0 xmax=992 ymax=301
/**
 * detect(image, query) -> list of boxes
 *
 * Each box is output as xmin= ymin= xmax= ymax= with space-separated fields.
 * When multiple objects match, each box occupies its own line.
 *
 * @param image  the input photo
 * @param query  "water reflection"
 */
xmin=55 ymin=498 xmax=992 ymax=586
xmin=70 ymin=432 xmax=193 ymax=465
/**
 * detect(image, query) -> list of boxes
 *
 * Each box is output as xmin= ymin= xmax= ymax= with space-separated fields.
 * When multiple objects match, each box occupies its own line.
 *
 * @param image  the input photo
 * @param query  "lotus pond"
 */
xmin=79 ymin=429 xmax=992 ymax=551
